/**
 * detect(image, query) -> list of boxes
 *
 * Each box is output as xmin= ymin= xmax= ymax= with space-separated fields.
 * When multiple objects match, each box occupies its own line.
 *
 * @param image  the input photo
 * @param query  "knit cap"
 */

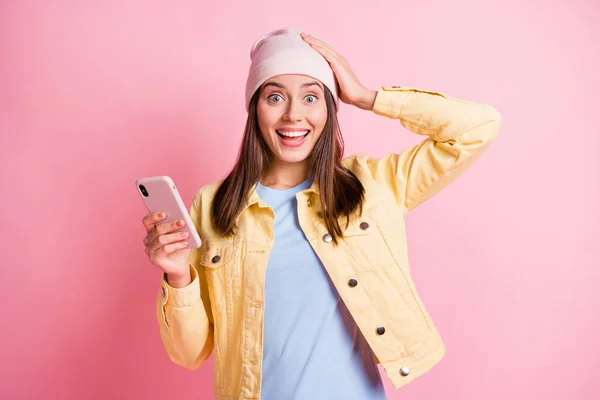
xmin=244 ymin=27 xmax=339 ymax=111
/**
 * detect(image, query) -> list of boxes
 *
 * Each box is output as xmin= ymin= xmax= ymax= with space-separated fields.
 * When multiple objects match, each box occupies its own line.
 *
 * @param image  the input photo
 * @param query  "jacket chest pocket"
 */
xmin=199 ymin=240 xmax=242 ymax=315
xmin=341 ymin=205 xmax=398 ymax=270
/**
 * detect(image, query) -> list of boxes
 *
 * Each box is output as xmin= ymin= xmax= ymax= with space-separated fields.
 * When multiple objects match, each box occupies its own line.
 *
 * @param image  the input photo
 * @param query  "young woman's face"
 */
xmin=257 ymin=74 xmax=328 ymax=165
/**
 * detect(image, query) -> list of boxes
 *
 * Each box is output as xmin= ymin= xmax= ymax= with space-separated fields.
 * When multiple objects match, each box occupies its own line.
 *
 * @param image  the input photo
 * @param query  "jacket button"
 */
xmin=376 ymin=326 xmax=385 ymax=335
xmin=359 ymin=222 xmax=369 ymax=230
xmin=348 ymin=279 xmax=358 ymax=287
xmin=323 ymin=233 xmax=332 ymax=243
xmin=400 ymin=366 xmax=410 ymax=376
xmin=212 ymin=255 xmax=221 ymax=263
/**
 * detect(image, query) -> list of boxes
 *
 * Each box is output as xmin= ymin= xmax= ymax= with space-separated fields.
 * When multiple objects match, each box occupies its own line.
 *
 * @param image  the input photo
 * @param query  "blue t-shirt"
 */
xmin=256 ymin=178 xmax=387 ymax=400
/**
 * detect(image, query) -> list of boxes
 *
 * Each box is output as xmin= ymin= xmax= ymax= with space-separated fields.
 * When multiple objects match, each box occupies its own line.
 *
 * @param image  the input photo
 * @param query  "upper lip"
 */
xmin=276 ymin=128 xmax=311 ymax=132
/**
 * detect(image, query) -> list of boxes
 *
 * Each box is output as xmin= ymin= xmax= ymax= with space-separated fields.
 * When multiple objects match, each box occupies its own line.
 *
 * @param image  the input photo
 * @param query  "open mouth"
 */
xmin=276 ymin=130 xmax=310 ymax=141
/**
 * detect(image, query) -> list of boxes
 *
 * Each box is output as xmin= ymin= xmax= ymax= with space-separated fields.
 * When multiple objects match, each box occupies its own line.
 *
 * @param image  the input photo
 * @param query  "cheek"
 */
xmin=309 ymin=107 xmax=328 ymax=133
xmin=257 ymin=105 xmax=276 ymax=139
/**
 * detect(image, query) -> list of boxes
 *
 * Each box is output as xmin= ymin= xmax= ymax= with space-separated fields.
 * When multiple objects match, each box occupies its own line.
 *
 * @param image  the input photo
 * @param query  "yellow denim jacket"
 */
xmin=155 ymin=86 xmax=502 ymax=400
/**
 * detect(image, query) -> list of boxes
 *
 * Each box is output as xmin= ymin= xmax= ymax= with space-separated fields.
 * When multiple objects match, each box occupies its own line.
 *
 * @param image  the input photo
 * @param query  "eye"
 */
xmin=267 ymin=94 xmax=283 ymax=103
xmin=305 ymin=95 xmax=318 ymax=103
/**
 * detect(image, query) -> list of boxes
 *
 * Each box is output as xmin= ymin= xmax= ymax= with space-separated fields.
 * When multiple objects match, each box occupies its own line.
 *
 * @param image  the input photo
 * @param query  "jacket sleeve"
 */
xmin=155 ymin=189 xmax=214 ymax=369
xmin=346 ymin=86 xmax=502 ymax=215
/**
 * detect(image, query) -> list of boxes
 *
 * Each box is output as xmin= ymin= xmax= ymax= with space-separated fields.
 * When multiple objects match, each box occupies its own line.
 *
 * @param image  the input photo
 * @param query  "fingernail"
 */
xmin=158 ymin=212 xmax=164 ymax=218
xmin=178 ymin=220 xmax=184 ymax=226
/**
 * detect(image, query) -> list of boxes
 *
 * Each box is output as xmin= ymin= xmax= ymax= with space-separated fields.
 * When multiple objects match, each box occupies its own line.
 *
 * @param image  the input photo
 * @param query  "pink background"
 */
xmin=2 ymin=0 xmax=599 ymax=399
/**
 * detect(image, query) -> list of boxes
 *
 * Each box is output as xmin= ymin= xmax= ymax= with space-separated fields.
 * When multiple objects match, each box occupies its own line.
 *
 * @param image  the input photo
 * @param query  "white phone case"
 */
xmin=135 ymin=176 xmax=201 ymax=249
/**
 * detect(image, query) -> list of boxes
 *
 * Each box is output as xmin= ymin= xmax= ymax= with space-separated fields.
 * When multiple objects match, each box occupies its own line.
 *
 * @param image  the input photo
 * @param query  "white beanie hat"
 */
xmin=244 ymin=27 xmax=339 ymax=112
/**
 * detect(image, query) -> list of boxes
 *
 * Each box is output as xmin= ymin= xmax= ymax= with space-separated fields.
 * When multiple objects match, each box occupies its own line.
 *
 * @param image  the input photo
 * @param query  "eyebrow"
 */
xmin=263 ymin=81 xmax=324 ymax=91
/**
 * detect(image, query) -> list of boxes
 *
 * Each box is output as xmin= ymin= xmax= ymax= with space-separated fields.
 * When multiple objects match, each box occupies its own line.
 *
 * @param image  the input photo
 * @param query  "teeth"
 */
xmin=277 ymin=130 xmax=309 ymax=137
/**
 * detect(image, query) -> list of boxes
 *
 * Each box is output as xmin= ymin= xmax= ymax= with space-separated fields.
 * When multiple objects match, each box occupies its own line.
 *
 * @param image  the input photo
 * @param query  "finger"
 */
xmin=307 ymin=41 xmax=340 ymax=65
xmin=306 ymin=39 xmax=345 ymax=67
xmin=144 ymin=231 xmax=158 ymax=248
xmin=148 ymin=241 xmax=188 ymax=264
xmin=149 ymin=231 xmax=189 ymax=253
xmin=160 ymin=240 xmax=188 ymax=255
xmin=144 ymin=219 xmax=184 ymax=249
xmin=156 ymin=219 xmax=186 ymax=236
xmin=142 ymin=212 xmax=166 ymax=232
xmin=302 ymin=34 xmax=342 ymax=60
xmin=150 ymin=237 xmax=189 ymax=259
xmin=313 ymin=39 xmax=339 ymax=58
xmin=301 ymin=33 xmax=330 ymax=49
xmin=143 ymin=233 xmax=155 ymax=246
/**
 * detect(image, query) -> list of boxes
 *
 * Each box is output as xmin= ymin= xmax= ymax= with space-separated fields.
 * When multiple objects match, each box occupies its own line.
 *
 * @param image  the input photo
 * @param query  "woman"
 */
xmin=141 ymin=27 xmax=502 ymax=400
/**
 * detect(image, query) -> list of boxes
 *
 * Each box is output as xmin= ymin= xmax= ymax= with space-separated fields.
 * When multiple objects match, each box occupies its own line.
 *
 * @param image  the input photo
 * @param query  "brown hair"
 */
xmin=211 ymin=85 xmax=365 ymax=245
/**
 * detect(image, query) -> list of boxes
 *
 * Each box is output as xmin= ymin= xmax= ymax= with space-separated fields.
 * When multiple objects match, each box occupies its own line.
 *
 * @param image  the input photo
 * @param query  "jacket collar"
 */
xmin=245 ymin=178 xmax=320 ymax=210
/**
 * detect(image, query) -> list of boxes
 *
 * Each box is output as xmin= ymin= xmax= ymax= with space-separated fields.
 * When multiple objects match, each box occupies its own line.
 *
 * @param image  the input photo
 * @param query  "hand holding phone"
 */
xmin=136 ymin=176 xmax=201 ymax=283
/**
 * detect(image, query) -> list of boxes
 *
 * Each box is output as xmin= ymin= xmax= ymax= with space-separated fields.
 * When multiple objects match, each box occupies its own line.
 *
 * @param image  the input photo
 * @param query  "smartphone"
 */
xmin=135 ymin=176 xmax=201 ymax=249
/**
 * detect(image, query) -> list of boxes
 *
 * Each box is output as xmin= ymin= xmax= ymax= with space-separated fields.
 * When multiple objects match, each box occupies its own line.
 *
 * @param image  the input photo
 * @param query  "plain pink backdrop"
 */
xmin=1 ymin=0 xmax=599 ymax=399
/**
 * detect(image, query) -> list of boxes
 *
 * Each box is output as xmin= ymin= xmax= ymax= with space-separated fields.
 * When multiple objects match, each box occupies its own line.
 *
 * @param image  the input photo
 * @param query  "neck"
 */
xmin=259 ymin=159 xmax=311 ymax=190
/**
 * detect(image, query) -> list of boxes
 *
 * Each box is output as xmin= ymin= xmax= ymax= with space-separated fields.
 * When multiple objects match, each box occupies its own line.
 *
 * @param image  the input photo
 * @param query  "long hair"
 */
xmin=211 ymin=85 xmax=365 ymax=245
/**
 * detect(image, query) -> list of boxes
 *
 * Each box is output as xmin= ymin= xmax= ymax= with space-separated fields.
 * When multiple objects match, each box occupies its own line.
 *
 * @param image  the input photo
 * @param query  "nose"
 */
xmin=283 ymin=99 xmax=302 ymax=122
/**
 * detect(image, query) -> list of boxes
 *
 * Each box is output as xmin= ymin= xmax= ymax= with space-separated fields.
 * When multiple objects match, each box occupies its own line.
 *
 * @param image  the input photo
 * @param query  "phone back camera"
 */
xmin=139 ymin=185 xmax=149 ymax=197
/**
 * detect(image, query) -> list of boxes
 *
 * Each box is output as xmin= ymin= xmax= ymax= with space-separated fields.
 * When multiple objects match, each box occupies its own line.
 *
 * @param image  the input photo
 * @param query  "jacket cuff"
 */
xmin=372 ymin=86 xmax=411 ymax=119
xmin=160 ymin=264 xmax=200 ymax=307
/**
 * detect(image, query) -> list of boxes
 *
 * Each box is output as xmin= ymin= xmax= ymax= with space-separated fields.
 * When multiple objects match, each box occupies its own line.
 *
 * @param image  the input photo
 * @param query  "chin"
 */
xmin=274 ymin=150 xmax=312 ymax=164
